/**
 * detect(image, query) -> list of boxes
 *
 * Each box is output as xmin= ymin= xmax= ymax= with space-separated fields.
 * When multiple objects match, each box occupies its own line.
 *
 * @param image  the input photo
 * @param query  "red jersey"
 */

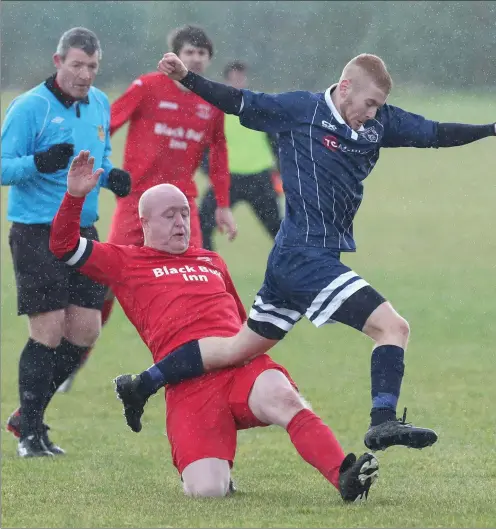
xmin=110 ymin=72 xmax=230 ymax=206
xmin=50 ymin=193 xmax=245 ymax=363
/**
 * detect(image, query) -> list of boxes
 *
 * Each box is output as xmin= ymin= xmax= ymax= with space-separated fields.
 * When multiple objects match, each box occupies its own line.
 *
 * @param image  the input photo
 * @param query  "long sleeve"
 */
xmin=110 ymin=79 xmax=145 ymax=135
xmin=50 ymin=192 xmax=125 ymax=286
xmin=1 ymin=97 xmax=40 ymax=185
xmin=180 ymin=71 xmax=243 ymax=115
xmin=436 ymin=122 xmax=495 ymax=147
xmin=207 ymin=112 xmax=230 ymax=207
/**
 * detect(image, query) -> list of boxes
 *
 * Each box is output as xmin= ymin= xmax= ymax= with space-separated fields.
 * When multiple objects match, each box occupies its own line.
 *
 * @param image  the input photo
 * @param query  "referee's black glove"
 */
xmin=108 ymin=168 xmax=131 ymax=198
xmin=34 ymin=143 xmax=74 ymax=173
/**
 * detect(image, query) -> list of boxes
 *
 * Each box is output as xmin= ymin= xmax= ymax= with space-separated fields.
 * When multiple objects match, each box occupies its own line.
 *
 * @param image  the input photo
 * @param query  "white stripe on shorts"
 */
xmin=312 ymin=278 xmax=369 ymax=327
xmin=253 ymin=296 xmax=301 ymax=322
xmin=248 ymin=309 xmax=295 ymax=331
xmin=305 ymin=270 xmax=358 ymax=320
xmin=65 ymin=237 xmax=88 ymax=266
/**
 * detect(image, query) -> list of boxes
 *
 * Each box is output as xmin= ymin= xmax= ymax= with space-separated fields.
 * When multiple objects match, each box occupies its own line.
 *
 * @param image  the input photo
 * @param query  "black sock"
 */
xmin=370 ymin=344 xmax=405 ymax=426
xmin=44 ymin=338 xmax=88 ymax=411
xmin=19 ymin=338 xmax=56 ymax=439
xmin=138 ymin=340 xmax=204 ymax=398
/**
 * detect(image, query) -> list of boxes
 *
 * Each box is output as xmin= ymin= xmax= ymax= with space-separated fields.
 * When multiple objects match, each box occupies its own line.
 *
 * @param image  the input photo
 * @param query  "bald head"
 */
xmin=139 ymin=184 xmax=188 ymax=218
xmin=139 ymin=184 xmax=191 ymax=253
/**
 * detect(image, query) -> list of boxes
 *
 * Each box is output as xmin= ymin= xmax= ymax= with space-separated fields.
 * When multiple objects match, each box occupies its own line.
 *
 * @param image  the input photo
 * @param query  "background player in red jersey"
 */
xmin=58 ymin=26 xmax=238 ymax=391
xmin=108 ymin=24 xmax=236 ymax=251
xmin=49 ymin=150 xmax=379 ymax=503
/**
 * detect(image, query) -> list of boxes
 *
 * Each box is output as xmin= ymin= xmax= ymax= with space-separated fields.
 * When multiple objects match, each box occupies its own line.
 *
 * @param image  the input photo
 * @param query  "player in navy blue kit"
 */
xmin=114 ymin=52 xmax=495 ymax=453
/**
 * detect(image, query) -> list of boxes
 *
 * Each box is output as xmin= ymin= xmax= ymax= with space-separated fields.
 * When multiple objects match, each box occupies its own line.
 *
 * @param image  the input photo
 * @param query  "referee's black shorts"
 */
xmin=8 ymin=222 xmax=106 ymax=316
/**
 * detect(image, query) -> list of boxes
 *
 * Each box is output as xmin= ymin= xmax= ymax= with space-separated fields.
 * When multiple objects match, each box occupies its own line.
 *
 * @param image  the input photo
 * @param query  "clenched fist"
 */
xmin=157 ymin=53 xmax=188 ymax=81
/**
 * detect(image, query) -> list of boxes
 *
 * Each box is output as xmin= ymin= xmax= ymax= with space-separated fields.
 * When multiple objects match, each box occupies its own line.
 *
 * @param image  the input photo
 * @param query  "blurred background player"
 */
xmin=60 ymin=25 xmax=237 ymax=391
xmin=49 ymin=151 xmax=379 ymax=502
xmin=1 ymin=27 xmax=131 ymax=457
xmin=199 ymin=60 xmax=282 ymax=251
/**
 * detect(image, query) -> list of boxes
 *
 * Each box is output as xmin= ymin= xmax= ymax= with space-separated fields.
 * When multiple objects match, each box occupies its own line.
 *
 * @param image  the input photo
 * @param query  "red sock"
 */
xmin=286 ymin=409 xmax=345 ymax=489
xmin=101 ymin=297 xmax=115 ymax=327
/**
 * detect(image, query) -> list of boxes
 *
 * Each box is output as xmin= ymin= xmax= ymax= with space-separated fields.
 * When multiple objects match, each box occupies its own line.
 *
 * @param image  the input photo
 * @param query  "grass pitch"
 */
xmin=1 ymin=89 xmax=496 ymax=528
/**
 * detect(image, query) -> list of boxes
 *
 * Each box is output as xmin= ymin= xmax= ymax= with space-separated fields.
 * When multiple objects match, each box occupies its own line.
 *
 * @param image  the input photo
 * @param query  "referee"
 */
xmin=199 ymin=61 xmax=282 ymax=251
xmin=1 ymin=27 xmax=131 ymax=457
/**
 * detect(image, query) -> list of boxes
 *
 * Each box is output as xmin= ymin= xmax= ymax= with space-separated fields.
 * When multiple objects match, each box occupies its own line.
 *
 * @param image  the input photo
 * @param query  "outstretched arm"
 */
xmin=157 ymin=53 xmax=309 ymax=133
xmin=436 ymin=122 xmax=495 ymax=147
xmin=382 ymin=104 xmax=495 ymax=148
xmin=50 ymin=151 xmax=126 ymax=286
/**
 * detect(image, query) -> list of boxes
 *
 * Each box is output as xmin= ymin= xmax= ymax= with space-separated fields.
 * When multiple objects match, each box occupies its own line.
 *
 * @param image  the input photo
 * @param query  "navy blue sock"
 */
xmin=370 ymin=345 xmax=405 ymax=426
xmin=138 ymin=340 xmax=204 ymax=397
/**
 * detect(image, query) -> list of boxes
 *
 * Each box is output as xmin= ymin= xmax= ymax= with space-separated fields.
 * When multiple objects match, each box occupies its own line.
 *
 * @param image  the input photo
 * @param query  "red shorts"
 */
xmin=107 ymin=195 xmax=203 ymax=248
xmin=165 ymin=354 xmax=296 ymax=474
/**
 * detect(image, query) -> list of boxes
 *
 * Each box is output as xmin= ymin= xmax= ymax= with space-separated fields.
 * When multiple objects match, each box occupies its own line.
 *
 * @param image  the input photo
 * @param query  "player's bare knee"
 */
xmin=182 ymin=458 xmax=231 ymax=498
xmin=363 ymin=303 xmax=410 ymax=347
xmin=28 ymin=310 xmax=65 ymax=348
xmin=64 ymin=306 xmax=102 ymax=347
xmin=183 ymin=478 xmax=230 ymax=498
xmin=182 ymin=458 xmax=230 ymax=498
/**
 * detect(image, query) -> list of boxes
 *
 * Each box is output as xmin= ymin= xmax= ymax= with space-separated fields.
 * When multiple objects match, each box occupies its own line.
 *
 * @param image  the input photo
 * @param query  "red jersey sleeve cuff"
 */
xmin=215 ymin=193 xmax=230 ymax=208
xmin=64 ymin=191 xmax=86 ymax=207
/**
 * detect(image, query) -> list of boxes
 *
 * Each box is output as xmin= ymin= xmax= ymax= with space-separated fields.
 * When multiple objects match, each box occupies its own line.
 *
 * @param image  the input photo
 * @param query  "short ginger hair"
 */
xmin=341 ymin=54 xmax=393 ymax=93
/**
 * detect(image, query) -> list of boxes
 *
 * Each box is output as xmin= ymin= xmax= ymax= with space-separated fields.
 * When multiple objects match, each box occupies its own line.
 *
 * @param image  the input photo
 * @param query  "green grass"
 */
xmin=2 ymin=89 xmax=496 ymax=528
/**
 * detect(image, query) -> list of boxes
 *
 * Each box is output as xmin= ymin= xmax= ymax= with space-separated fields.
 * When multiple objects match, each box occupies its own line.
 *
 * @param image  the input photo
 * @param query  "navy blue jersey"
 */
xmin=239 ymin=86 xmax=438 ymax=251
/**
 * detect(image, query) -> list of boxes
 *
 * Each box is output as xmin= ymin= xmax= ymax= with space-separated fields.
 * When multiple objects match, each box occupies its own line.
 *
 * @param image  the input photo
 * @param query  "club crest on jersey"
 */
xmin=196 ymin=104 xmax=212 ymax=120
xmin=359 ymin=126 xmax=379 ymax=143
xmin=97 ymin=125 xmax=105 ymax=142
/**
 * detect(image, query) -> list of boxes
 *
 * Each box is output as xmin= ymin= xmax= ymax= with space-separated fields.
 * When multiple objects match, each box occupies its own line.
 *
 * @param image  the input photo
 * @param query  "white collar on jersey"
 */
xmin=324 ymin=84 xmax=361 ymax=140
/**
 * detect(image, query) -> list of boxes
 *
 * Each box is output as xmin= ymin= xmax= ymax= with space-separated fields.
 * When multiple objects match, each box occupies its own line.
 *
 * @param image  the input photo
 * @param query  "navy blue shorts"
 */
xmin=248 ymin=244 xmax=386 ymax=340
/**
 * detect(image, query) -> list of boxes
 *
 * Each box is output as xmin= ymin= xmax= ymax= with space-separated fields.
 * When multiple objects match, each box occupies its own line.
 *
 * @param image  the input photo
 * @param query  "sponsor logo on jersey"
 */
xmin=153 ymin=124 xmax=204 ymax=141
xmin=159 ymin=100 xmax=179 ymax=110
xmin=323 ymin=135 xmax=339 ymax=152
xmin=152 ymin=264 xmax=222 ymax=283
xmin=196 ymin=103 xmax=212 ymax=120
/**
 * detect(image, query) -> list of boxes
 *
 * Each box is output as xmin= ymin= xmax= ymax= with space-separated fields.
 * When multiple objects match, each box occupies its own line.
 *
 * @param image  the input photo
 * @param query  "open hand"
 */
xmin=67 ymin=150 xmax=104 ymax=197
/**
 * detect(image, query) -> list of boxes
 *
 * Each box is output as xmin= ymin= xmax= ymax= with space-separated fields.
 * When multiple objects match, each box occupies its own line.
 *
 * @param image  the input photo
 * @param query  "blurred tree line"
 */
xmin=2 ymin=0 xmax=495 ymax=93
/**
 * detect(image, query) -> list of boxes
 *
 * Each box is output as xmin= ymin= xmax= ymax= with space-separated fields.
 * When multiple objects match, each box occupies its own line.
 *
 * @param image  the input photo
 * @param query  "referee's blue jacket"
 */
xmin=1 ymin=75 xmax=115 ymax=227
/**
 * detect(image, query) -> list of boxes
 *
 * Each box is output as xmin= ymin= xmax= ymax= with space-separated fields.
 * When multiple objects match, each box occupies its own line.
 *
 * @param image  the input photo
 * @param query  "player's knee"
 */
xmin=382 ymin=313 xmax=410 ymax=343
xmin=183 ymin=477 xmax=230 ymax=498
xmin=394 ymin=316 xmax=410 ymax=341
xmin=365 ymin=303 xmax=410 ymax=347
xmin=64 ymin=309 xmax=102 ymax=347
xmin=28 ymin=311 xmax=65 ymax=348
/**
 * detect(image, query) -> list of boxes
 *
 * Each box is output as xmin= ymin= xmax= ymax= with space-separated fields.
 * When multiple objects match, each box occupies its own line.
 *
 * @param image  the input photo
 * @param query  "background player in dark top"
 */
xmin=199 ymin=61 xmax=282 ymax=251
xmin=115 ymin=51 xmax=495 ymax=455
